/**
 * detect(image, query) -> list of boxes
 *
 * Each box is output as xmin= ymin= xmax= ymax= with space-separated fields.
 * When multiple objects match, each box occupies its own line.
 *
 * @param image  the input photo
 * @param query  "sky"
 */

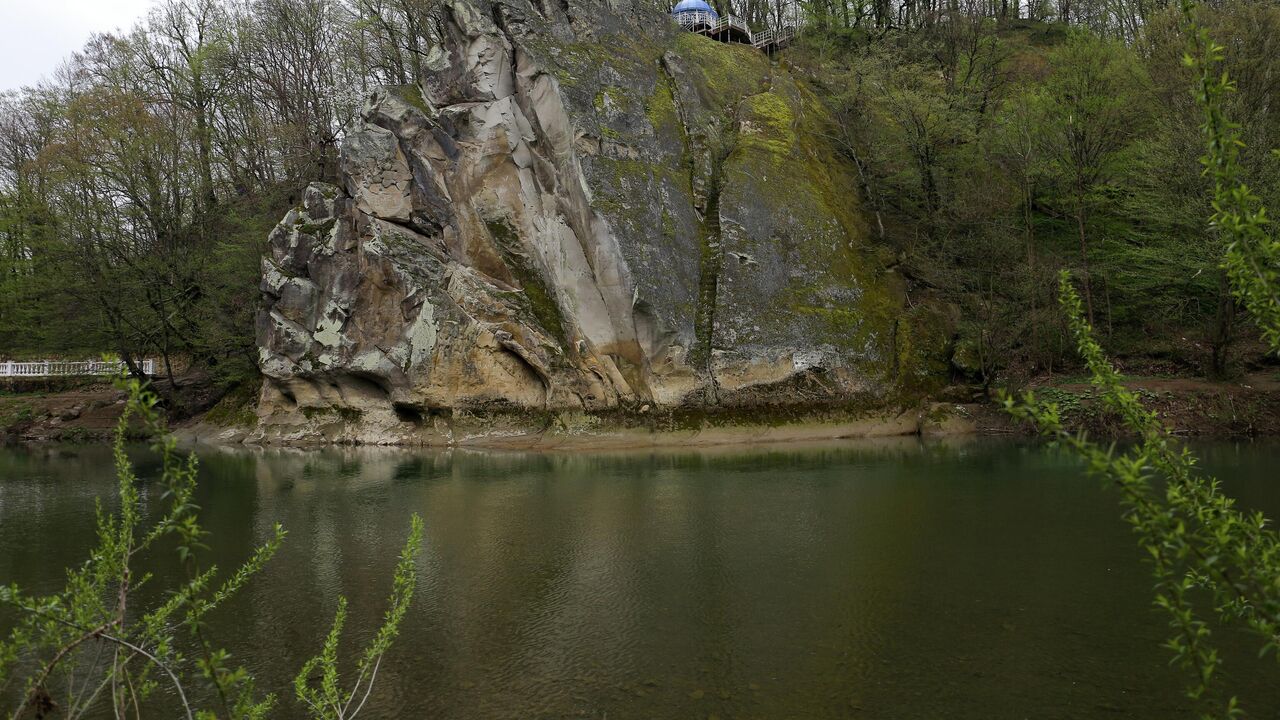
xmin=0 ymin=0 xmax=155 ymax=92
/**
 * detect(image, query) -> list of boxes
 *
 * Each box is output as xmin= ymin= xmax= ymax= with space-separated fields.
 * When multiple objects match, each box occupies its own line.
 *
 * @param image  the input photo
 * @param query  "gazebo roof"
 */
xmin=671 ymin=0 xmax=718 ymax=16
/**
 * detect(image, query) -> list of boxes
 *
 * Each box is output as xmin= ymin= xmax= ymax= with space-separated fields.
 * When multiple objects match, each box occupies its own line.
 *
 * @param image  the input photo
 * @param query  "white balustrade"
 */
xmin=0 ymin=360 xmax=157 ymax=378
xmin=673 ymin=10 xmax=797 ymax=49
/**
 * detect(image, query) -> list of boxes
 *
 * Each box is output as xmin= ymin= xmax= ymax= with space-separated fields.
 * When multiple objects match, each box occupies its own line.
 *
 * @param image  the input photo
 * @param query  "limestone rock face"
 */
xmin=254 ymin=0 xmax=949 ymax=444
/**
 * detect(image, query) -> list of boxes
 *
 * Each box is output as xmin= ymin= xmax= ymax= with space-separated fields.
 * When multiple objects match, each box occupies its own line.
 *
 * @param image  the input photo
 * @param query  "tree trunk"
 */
xmin=1210 ymin=268 xmax=1236 ymax=377
xmin=1076 ymin=192 xmax=1094 ymax=326
xmin=1025 ymin=182 xmax=1039 ymax=366
xmin=120 ymin=349 xmax=148 ymax=382
xmin=194 ymin=99 xmax=217 ymax=213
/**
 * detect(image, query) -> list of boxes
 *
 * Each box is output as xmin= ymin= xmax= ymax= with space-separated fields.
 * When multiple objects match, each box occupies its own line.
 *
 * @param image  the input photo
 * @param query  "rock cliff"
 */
xmin=253 ymin=0 xmax=951 ymax=445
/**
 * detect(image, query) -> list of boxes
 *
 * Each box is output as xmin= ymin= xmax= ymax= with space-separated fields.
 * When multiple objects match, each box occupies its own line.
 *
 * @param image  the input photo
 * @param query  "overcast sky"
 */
xmin=1 ymin=0 xmax=155 ymax=92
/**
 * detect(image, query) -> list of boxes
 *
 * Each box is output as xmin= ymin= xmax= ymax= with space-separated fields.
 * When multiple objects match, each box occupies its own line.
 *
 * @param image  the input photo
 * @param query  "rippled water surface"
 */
xmin=3 ymin=439 xmax=1280 ymax=718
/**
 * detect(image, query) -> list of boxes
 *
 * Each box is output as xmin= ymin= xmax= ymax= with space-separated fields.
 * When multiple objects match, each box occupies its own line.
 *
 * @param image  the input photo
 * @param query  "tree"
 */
xmin=1036 ymin=32 xmax=1148 ymax=326
xmin=991 ymin=87 xmax=1054 ymax=369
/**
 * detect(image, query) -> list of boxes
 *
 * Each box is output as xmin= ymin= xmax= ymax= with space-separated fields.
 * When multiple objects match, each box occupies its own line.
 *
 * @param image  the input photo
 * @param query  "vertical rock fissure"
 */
xmin=655 ymin=56 xmax=717 ymax=380
xmin=659 ymin=52 xmax=742 ymax=392
xmin=692 ymin=170 xmax=720 ymax=371
xmin=691 ymin=139 xmax=732 ymax=378
xmin=657 ymin=57 xmax=698 ymax=206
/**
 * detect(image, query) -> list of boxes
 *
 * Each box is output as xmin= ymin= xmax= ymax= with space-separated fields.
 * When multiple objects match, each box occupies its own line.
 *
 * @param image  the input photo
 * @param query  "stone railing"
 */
xmin=0 ymin=359 xmax=155 ymax=378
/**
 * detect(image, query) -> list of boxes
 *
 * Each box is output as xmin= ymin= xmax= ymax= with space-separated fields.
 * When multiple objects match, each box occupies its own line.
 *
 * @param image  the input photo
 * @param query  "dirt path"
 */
xmin=1041 ymin=371 xmax=1280 ymax=394
xmin=1025 ymin=371 xmax=1280 ymax=437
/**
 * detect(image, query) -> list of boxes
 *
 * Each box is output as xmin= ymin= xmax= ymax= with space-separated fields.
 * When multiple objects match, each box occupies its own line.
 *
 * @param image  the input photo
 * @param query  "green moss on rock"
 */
xmin=204 ymin=383 xmax=259 ymax=428
xmin=484 ymin=217 xmax=569 ymax=345
xmin=389 ymin=84 xmax=431 ymax=115
xmin=892 ymin=304 xmax=955 ymax=396
xmin=672 ymin=33 xmax=770 ymax=109
xmin=738 ymin=90 xmax=796 ymax=156
xmin=566 ymin=21 xmax=946 ymax=399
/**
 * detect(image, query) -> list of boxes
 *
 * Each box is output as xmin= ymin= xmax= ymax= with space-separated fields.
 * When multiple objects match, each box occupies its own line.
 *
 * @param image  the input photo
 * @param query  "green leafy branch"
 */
xmin=1180 ymin=0 xmax=1280 ymax=354
xmin=1005 ymin=272 xmax=1280 ymax=718
xmin=0 ymin=377 xmax=426 ymax=719
xmin=294 ymin=514 xmax=424 ymax=720
xmin=0 ymin=378 xmax=285 ymax=720
xmin=1003 ymin=1 xmax=1280 ymax=712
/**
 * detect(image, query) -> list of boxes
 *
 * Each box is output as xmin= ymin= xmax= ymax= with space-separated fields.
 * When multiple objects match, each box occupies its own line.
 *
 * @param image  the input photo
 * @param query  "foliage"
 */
xmin=0 ymin=377 xmax=284 ymax=719
xmin=294 ymin=515 xmax=424 ymax=720
xmin=1033 ymin=32 xmax=1150 ymax=325
xmin=0 ymin=401 xmax=34 ymax=429
xmin=799 ymin=2 xmax=1280 ymax=381
xmin=2 ymin=0 xmax=1279 ymax=389
xmin=0 ymin=0 xmax=446 ymax=397
xmin=0 ymin=379 xmax=424 ymax=718
xmin=202 ymin=376 xmax=263 ymax=428
xmin=1002 ymin=4 xmax=1280 ymax=712
xmin=1181 ymin=2 xmax=1280 ymax=355
xmin=1005 ymin=274 xmax=1279 ymax=716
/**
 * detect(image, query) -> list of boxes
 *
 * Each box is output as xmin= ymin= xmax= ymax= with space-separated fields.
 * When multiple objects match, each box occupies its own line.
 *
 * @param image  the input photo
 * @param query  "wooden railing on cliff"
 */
xmin=673 ymin=10 xmax=799 ymax=51
xmin=0 ymin=359 xmax=155 ymax=378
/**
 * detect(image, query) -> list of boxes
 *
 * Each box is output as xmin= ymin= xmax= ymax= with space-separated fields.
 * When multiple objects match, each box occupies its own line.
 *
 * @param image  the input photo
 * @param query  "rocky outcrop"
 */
xmin=253 ymin=0 xmax=952 ymax=445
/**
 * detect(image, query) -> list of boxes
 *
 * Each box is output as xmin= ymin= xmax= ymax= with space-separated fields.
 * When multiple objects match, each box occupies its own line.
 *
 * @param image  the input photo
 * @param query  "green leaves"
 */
xmin=1180 ymin=0 xmax=1280 ymax=355
xmin=0 ymin=379 xmax=284 ymax=719
xmin=1007 ymin=272 xmax=1280 ymax=717
xmin=293 ymin=513 xmax=424 ymax=720
xmin=295 ymin=597 xmax=348 ymax=719
xmin=3 ymin=379 xmax=418 ymax=720
xmin=361 ymin=514 xmax=424 ymax=670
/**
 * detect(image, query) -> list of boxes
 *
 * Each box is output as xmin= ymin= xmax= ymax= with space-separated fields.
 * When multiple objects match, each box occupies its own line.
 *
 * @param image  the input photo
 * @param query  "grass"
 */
xmin=203 ymin=382 xmax=260 ymax=428
xmin=0 ymin=400 xmax=36 ymax=429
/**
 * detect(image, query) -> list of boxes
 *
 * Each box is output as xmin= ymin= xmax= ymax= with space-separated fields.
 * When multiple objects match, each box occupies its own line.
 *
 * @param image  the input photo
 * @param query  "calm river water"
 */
xmin=2 ymin=438 xmax=1279 ymax=718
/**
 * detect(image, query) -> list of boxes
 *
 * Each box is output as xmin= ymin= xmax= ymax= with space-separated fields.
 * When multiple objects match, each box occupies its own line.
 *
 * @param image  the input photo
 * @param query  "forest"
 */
xmin=0 ymin=0 xmax=1278 ymax=404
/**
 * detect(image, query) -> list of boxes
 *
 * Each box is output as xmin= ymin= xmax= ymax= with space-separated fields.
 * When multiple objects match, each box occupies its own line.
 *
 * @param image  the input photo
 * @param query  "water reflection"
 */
xmin=2 ymin=438 xmax=1279 ymax=718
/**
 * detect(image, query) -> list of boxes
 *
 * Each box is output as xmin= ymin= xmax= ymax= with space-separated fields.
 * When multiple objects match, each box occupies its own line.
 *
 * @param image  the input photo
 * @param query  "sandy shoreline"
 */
xmin=173 ymin=402 xmax=1004 ymax=451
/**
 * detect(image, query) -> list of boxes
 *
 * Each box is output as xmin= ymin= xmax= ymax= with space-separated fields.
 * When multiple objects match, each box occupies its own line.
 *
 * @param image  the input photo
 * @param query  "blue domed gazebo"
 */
xmin=671 ymin=0 xmax=719 ymax=22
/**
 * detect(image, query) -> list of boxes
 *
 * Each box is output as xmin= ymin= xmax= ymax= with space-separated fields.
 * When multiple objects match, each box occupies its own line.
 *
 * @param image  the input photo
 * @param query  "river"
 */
xmin=2 ymin=439 xmax=1279 ymax=718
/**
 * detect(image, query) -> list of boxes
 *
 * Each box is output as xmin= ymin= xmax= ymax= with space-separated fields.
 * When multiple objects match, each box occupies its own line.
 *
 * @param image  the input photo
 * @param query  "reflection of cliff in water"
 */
xmin=4 ymin=440 xmax=1280 ymax=718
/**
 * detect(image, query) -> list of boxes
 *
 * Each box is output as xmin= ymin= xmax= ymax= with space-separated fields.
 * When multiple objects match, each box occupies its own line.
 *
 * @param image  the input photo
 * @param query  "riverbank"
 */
xmin=5 ymin=373 xmax=1279 ymax=447
xmin=176 ymin=372 xmax=1280 ymax=449
xmin=175 ymin=401 xmax=1001 ymax=450
xmin=1022 ymin=371 xmax=1280 ymax=438
xmin=0 ymin=383 xmax=131 ymax=443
